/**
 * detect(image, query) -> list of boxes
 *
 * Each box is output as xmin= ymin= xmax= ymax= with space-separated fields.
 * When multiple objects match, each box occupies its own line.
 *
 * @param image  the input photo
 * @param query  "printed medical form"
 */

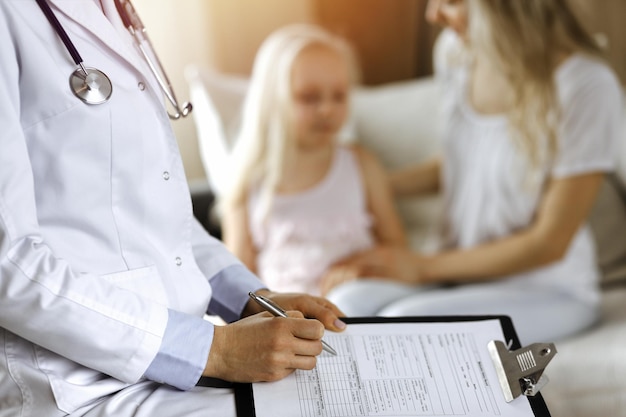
xmin=253 ymin=319 xmax=538 ymax=417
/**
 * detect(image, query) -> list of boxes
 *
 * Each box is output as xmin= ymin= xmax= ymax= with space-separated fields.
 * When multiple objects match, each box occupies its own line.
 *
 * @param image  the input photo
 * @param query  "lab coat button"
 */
xmin=162 ymin=171 xmax=170 ymax=180
xmin=138 ymin=82 xmax=146 ymax=91
xmin=175 ymin=257 xmax=182 ymax=266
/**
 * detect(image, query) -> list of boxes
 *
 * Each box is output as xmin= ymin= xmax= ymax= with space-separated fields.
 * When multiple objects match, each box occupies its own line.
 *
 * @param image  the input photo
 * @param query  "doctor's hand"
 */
xmin=241 ymin=290 xmax=347 ymax=333
xmin=203 ymin=312 xmax=325 ymax=382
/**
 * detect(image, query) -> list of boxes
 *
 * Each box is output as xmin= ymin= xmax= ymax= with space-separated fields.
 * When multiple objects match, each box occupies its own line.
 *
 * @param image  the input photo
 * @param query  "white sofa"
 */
xmin=187 ymin=68 xmax=626 ymax=417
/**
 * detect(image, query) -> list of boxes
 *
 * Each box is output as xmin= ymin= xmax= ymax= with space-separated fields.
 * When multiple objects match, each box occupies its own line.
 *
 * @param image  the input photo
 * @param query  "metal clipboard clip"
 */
xmin=488 ymin=340 xmax=557 ymax=402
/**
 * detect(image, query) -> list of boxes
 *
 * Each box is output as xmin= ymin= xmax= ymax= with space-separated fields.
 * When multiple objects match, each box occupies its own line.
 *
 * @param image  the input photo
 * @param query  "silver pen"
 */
xmin=248 ymin=292 xmax=338 ymax=356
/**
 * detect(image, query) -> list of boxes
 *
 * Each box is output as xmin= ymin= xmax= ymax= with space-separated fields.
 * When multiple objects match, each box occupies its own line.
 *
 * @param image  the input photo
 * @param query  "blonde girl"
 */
xmin=327 ymin=0 xmax=623 ymax=344
xmin=222 ymin=24 xmax=407 ymax=296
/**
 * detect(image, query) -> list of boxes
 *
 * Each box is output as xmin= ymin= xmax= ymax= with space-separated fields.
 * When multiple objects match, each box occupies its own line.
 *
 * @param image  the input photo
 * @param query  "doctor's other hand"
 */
xmin=242 ymin=290 xmax=347 ymax=332
xmin=203 ymin=312 xmax=325 ymax=382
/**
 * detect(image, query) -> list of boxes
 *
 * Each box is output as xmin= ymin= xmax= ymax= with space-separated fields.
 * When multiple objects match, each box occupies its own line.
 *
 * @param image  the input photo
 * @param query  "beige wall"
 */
xmin=314 ymin=0 xmax=431 ymax=85
xmin=133 ymin=0 xmax=314 ymax=181
xmin=568 ymin=0 xmax=626 ymax=85
xmin=205 ymin=0 xmax=314 ymax=75
xmin=133 ymin=0 xmax=212 ymax=181
xmin=132 ymin=0 xmax=626 ymax=183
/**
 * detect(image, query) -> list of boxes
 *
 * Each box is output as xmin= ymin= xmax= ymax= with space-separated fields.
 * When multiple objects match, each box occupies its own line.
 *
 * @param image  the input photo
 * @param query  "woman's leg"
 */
xmin=378 ymin=284 xmax=599 ymax=345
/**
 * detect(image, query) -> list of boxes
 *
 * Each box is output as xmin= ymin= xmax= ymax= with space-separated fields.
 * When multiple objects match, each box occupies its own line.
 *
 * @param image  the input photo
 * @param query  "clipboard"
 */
xmin=234 ymin=315 xmax=552 ymax=417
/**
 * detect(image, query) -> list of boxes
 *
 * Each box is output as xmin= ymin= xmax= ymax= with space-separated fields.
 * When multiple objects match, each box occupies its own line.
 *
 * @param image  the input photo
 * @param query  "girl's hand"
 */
xmin=328 ymin=246 xmax=425 ymax=286
xmin=320 ymin=265 xmax=360 ymax=296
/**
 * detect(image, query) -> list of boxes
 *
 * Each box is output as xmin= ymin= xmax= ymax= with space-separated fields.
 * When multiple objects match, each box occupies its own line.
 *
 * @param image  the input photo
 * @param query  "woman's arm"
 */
xmin=221 ymin=201 xmax=258 ymax=274
xmin=421 ymin=172 xmax=605 ymax=282
xmin=353 ymin=145 xmax=407 ymax=247
xmin=345 ymin=172 xmax=605 ymax=284
xmin=389 ymin=156 xmax=442 ymax=198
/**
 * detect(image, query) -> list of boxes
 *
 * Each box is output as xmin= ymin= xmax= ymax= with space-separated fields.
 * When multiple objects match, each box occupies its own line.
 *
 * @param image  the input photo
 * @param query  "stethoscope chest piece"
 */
xmin=69 ymin=67 xmax=113 ymax=105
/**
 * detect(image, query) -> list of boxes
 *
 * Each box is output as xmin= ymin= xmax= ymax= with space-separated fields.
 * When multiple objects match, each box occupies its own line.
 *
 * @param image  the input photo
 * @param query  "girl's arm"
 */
xmin=389 ymin=156 xmax=442 ymax=198
xmin=352 ymin=145 xmax=408 ymax=247
xmin=345 ymin=172 xmax=605 ymax=284
xmin=221 ymin=201 xmax=258 ymax=274
xmin=320 ymin=145 xmax=408 ymax=296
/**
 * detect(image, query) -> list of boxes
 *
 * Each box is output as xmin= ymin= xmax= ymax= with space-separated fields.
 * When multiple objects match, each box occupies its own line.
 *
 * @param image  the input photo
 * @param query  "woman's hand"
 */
xmin=326 ymin=246 xmax=425 ymax=287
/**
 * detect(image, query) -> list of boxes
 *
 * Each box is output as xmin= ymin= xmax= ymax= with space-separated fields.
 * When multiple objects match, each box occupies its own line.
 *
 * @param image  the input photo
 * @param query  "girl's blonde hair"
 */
xmin=467 ymin=0 xmax=602 ymax=172
xmin=223 ymin=24 xmax=358 ymax=216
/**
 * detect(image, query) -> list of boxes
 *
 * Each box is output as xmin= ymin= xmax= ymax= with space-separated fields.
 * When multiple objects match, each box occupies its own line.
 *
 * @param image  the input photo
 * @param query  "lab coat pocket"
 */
xmin=36 ymin=347 xmax=132 ymax=413
xmin=100 ymin=265 xmax=168 ymax=306
xmin=36 ymin=266 xmax=167 ymax=413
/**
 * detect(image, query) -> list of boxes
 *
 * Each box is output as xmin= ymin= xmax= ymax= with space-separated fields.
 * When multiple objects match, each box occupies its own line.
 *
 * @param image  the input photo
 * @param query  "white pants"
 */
xmin=0 ymin=327 xmax=239 ymax=417
xmin=326 ymin=279 xmax=599 ymax=345
xmin=74 ymin=383 xmax=237 ymax=417
xmin=0 ymin=374 xmax=236 ymax=417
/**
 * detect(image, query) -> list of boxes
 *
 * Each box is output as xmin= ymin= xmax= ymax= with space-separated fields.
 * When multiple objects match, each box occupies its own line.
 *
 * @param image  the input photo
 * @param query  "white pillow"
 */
xmin=351 ymin=78 xmax=445 ymax=252
xmin=351 ymin=77 xmax=443 ymax=169
xmin=185 ymin=65 xmax=248 ymax=196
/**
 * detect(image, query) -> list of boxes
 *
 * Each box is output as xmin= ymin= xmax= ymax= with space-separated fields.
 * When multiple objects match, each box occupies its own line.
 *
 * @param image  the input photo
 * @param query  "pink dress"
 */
xmin=248 ymin=147 xmax=375 ymax=295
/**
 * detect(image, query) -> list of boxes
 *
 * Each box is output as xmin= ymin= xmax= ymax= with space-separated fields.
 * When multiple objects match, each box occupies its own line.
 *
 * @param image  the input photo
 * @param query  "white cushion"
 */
xmin=350 ymin=78 xmax=444 ymax=252
xmin=185 ymin=65 xmax=248 ymax=196
xmin=351 ymin=78 xmax=442 ymax=168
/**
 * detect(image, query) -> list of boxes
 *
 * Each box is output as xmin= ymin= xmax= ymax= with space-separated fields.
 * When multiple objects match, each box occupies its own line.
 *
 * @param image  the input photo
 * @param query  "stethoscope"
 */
xmin=35 ymin=0 xmax=192 ymax=120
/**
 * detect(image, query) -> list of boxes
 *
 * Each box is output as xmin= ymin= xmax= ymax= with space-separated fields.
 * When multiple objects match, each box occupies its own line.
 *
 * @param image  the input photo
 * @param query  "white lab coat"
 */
xmin=0 ymin=1 xmax=259 ymax=415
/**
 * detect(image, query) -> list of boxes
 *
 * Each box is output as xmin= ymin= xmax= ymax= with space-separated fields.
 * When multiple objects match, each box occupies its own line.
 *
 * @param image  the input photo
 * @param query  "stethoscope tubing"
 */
xmin=34 ymin=0 xmax=191 ymax=117
xmin=35 ymin=0 xmax=83 ymax=68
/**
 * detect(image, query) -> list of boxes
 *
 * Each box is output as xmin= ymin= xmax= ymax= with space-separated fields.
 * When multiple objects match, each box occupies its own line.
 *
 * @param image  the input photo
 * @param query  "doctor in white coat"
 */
xmin=0 ymin=1 xmax=346 ymax=416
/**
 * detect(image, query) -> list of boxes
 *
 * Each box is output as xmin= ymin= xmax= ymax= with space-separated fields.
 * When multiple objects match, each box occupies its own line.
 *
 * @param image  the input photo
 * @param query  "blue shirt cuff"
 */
xmin=143 ymin=309 xmax=214 ymax=390
xmin=208 ymin=264 xmax=266 ymax=322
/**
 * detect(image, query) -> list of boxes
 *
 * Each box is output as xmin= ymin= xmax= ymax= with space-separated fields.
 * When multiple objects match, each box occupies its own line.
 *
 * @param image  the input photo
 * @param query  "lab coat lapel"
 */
xmin=45 ymin=0 xmax=148 ymax=77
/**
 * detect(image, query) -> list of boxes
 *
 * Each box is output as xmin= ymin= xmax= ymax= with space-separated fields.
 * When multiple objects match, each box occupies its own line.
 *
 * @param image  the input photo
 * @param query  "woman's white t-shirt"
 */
xmin=438 ymin=34 xmax=623 ymax=305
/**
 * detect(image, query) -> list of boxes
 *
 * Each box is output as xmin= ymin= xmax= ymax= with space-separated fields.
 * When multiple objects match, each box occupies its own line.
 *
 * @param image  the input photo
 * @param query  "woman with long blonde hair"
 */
xmin=327 ymin=0 xmax=623 ymax=344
